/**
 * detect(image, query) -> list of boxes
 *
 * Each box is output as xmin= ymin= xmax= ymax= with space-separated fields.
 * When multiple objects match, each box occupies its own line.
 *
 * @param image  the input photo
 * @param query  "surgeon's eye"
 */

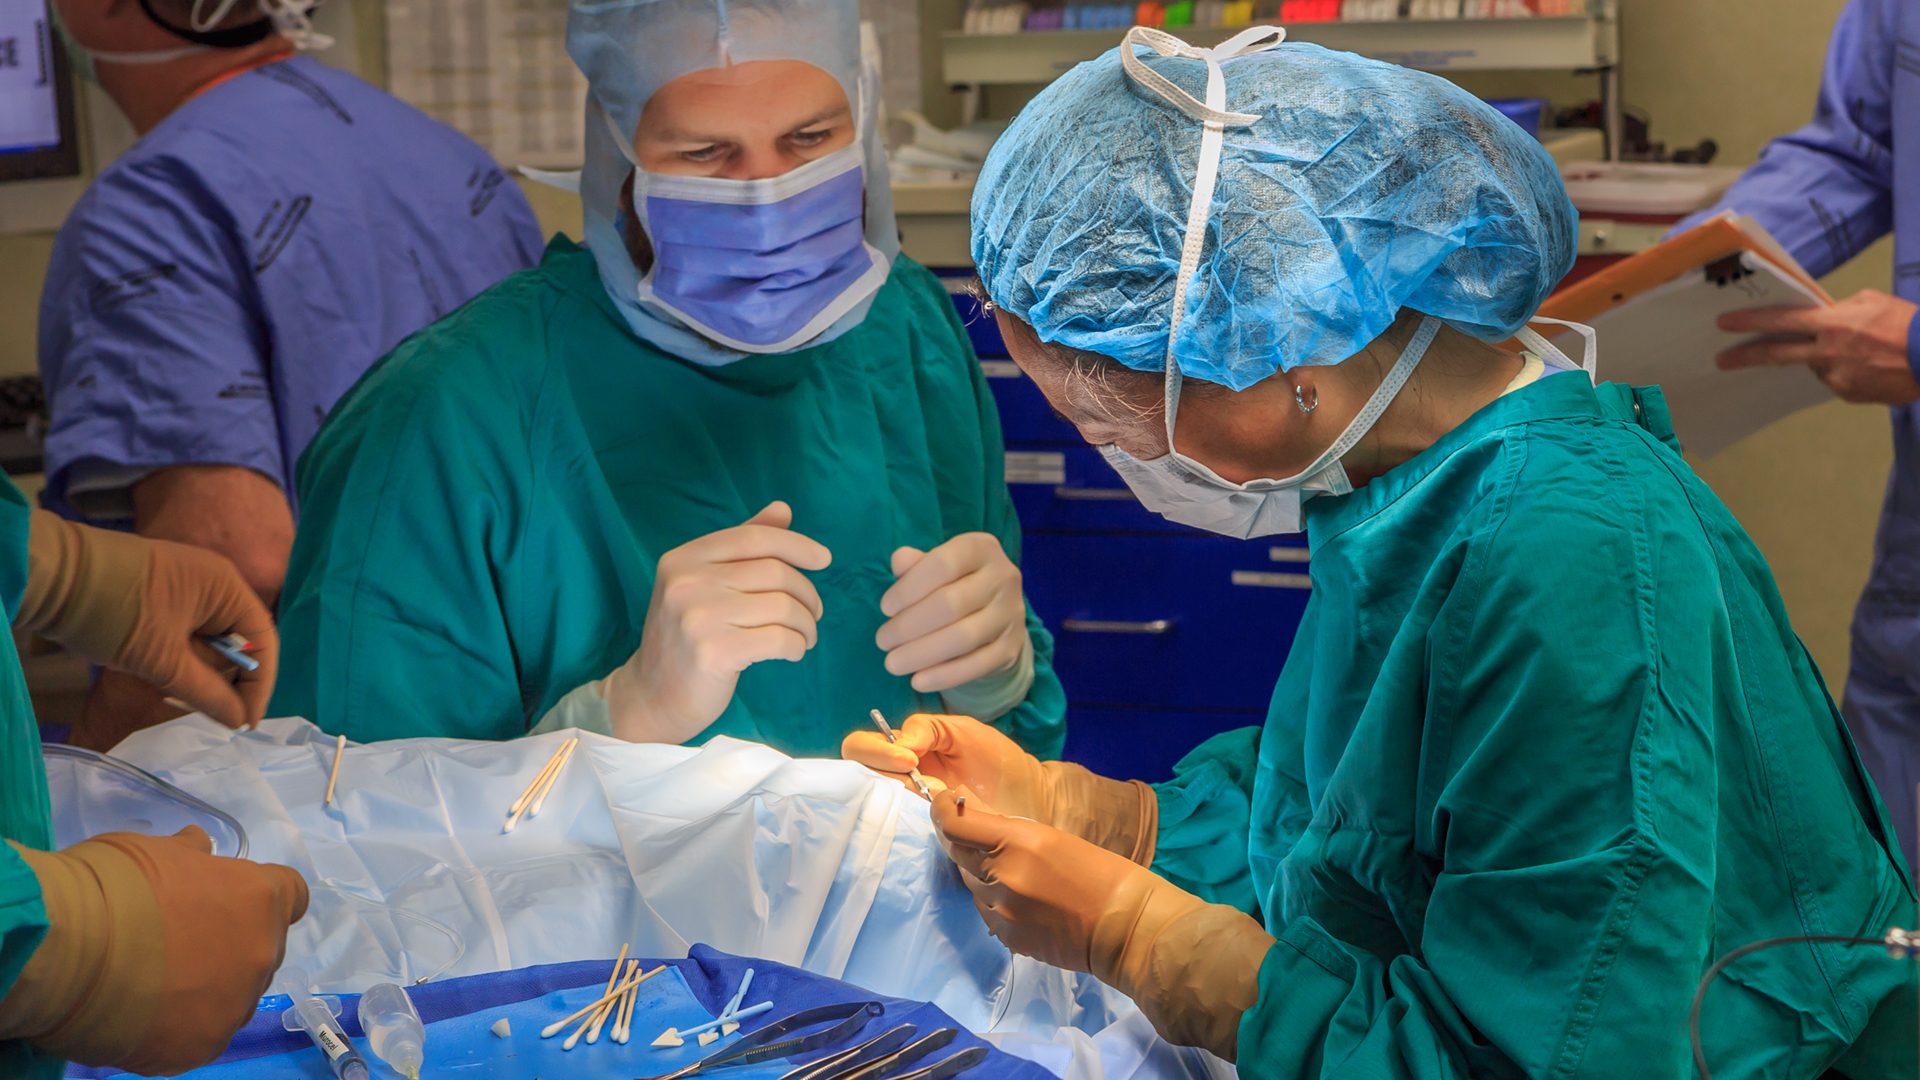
xmin=789 ymin=126 xmax=837 ymax=149
xmin=681 ymin=143 xmax=728 ymax=163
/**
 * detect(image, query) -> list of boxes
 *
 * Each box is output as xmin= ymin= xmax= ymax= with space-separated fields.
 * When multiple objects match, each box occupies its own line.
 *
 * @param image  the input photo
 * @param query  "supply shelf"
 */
xmin=941 ymin=1 xmax=1623 ymax=157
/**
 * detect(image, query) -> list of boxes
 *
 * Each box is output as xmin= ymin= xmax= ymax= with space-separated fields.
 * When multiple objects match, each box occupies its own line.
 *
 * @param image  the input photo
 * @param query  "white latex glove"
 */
xmin=875 ymin=534 xmax=1032 ymax=716
xmin=600 ymin=501 xmax=831 ymax=743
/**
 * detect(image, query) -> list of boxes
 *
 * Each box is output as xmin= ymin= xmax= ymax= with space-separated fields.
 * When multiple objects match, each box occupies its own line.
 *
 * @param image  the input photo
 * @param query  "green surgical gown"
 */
xmin=273 ymin=238 xmax=1066 ymax=758
xmin=1151 ymin=375 xmax=1917 ymax=1080
xmin=0 ymin=473 xmax=61 ymax=1080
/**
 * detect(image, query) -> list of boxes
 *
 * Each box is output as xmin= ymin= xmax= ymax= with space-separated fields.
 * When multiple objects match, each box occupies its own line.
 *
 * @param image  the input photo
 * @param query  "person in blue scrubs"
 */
xmin=1679 ymin=0 xmax=1920 ymax=865
xmin=40 ymin=0 xmax=544 ymax=747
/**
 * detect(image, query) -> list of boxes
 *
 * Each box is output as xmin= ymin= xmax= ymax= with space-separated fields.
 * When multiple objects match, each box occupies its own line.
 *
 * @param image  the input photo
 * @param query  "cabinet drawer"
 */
xmin=1005 ymin=446 xmax=1180 ymax=532
xmin=1061 ymin=707 xmax=1266 ymax=785
xmin=984 ymin=363 xmax=1085 ymax=446
xmin=1024 ymin=532 xmax=1309 ymax=712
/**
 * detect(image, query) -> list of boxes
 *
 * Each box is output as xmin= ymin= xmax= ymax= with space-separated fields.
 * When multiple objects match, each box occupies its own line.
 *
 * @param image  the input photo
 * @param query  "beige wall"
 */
xmin=0 ymin=0 xmax=1894 ymax=686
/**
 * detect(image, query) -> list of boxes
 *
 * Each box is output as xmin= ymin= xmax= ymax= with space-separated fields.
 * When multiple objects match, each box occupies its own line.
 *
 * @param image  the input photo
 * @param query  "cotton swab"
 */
xmin=542 ymin=944 xmax=628 ymax=1038
xmin=527 ymin=737 xmax=578 ymax=818
xmin=505 ymin=737 xmax=576 ymax=832
xmin=325 ymin=734 xmax=345 ymax=806
xmin=510 ymin=737 xmax=574 ymax=813
xmin=617 ymin=965 xmax=666 ymax=1044
xmin=586 ymin=960 xmax=637 ymax=1044
xmin=569 ymin=946 xmax=632 ymax=1049
xmin=614 ymin=963 xmax=641 ymax=1043
xmin=542 ymin=962 xmax=667 ymax=1042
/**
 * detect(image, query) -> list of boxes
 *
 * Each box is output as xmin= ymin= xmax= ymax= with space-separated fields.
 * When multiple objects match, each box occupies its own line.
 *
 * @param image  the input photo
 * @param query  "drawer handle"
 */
xmin=1061 ymin=618 xmax=1173 ymax=634
xmin=1054 ymin=486 xmax=1137 ymax=501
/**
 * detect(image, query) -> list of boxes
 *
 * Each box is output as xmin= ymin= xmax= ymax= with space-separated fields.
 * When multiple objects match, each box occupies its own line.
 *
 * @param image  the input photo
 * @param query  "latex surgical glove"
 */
xmin=840 ymin=712 xmax=1157 ymax=861
xmin=0 ymin=827 xmax=309 ymax=1075
xmin=15 ymin=510 xmax=278 ymax=730
xmin=934 ymin=790 xmax=1273 ymax=1061
xmin=599 ymin=501 xmax=832 ymax=743
xmin=876 ymin=534 xmax=1033 ymax=720
xmin=1716 ymin=289 xmax=1920 ymax=405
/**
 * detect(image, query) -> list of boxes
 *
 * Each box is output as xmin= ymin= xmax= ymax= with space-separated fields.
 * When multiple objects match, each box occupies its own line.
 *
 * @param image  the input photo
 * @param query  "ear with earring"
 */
xmin=1294 ymin=381 xmax=1318 ymax=415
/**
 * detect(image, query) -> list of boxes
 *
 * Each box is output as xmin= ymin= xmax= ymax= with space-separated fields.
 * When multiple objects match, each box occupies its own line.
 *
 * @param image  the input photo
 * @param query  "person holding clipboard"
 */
xmin=1676 ymin=0 xmax=1920 ymax=864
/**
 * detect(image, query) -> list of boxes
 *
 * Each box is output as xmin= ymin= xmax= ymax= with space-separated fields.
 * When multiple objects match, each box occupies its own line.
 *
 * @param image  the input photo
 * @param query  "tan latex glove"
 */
xmin=876 ymin=535 xmax=1032 ymax=719
xmin=600 ymin=502 xmax=832 ymax=743
xmin=0 ymin=827 xmax=309 ymax=1075
xmin=841 ymin=712 xmax=1157 ymax=861
xmin=934 ymin=790 xmax=1273 ymax=1061
xmin=15 ymin=510 xmax=278 ymax=730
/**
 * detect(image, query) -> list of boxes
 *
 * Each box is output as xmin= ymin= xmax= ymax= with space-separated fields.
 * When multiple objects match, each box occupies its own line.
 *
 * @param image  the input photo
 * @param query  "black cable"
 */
xmin=1689 ymin=934 xmax=1889 ymax=1080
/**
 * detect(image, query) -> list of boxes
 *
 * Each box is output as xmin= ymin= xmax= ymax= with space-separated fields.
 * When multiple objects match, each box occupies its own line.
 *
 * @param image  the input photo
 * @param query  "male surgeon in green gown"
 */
xmin=0 ymin=472 xmax=307 ymax=1075
xmin=272 ymin=0 xmax=1064 ymax=758
xmin=847 ymin=28 xmax=1919 ymax=1079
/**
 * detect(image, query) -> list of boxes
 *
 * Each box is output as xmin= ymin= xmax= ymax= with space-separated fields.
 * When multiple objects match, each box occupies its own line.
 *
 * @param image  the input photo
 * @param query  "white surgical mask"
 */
xmin=1098 ymin=26 xmax=1596 ymax=539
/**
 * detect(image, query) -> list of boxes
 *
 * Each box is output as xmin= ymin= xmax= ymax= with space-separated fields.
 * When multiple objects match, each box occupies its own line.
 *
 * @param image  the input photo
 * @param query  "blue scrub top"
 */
xmin=37 ymin=55 xmax=544 ymax=519
xmin=1677 ymin=0 xmax=1920 ymax=865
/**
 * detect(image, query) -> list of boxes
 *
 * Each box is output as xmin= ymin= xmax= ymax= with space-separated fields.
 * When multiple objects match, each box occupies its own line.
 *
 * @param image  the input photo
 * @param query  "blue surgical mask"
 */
xmin=606 ymin=111 xmax=887 ymax=354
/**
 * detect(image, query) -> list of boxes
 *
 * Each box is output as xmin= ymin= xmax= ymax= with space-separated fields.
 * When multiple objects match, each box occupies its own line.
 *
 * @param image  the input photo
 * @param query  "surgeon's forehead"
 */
xmin=638 ymin=60 xmax=849 ymax=132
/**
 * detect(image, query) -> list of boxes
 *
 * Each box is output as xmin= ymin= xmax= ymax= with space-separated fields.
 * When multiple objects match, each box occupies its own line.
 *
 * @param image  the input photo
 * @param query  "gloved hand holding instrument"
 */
xmin=0 ymin=826 xmax=310 ymax=1075
xmin=932 ymin=788 xmax=1274 ymax=1062
xmin=843 ymin=714 xmax=1274 ymax=1062
xmin=15 ymin=509 xmax=278 ymax=734
xmin=876 ymin=534 xmax=1033 ymax=722
xmin=841 ymin=712 xmax=1156 ymax=862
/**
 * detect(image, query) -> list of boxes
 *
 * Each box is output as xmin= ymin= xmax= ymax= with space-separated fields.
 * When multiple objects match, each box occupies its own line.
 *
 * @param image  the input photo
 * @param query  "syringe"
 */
xmin=278 ymin=968 xmax=372 ymax=1080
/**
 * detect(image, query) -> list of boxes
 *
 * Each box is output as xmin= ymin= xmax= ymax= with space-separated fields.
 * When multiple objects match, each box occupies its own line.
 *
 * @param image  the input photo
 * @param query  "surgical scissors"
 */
xmin=886 ymin=1047 xmax=988 ymax=1080
xmin=637 ymin=1001 xmax=884 ymax=1080
xmin=775 ymin=1024 xmax=918 ymax=1080
xmin=830 ymin=1028 xmax=957 ymax=1080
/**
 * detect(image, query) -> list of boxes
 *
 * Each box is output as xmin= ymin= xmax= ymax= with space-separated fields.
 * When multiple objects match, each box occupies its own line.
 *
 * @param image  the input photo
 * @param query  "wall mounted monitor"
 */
xmin=0 ymin=0 xmax=80 ymax=182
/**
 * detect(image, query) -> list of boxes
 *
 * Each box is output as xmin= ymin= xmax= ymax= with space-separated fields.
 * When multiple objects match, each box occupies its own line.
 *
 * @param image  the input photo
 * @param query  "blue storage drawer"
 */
xmin=1022 ymin=531 xmax=1310 ymax=712
xmin=1062 ymin=707 xmax=1266 ymax=784
xmin=981 ymin=361 xmax=1085 ymax=446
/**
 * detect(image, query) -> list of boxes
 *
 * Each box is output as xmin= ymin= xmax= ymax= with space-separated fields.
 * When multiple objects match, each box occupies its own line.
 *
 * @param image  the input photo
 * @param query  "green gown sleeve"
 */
xmin=0 ymin=473 xmax=64 ymax=1080
xmin=272 ymin=288 xmax=544 ymax=742
xmin=1150 ymin=725 xmax=1262 ymax=914
xmin=1234 ymin=450 xmax=1912 ymax=1080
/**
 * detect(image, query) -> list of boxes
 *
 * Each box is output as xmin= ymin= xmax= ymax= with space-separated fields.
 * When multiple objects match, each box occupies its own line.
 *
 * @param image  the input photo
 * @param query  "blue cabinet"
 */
xmin=947 ymin=284 xmax=1311 ymax=782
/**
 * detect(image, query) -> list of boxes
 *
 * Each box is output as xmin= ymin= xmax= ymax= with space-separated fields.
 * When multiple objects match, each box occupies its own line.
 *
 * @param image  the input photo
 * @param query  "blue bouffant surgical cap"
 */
xmin=970 ymin=35 xmax=1578 ymax=390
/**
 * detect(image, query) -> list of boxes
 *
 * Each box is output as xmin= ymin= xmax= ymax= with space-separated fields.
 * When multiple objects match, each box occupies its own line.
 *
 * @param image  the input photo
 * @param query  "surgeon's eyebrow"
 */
xmin=650 ymin=104 xmax=851 ymax=145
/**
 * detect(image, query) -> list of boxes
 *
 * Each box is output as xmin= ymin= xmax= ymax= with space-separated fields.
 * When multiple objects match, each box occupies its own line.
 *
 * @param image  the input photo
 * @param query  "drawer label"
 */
xmin=1005 ymin=451 xmax=1066 ymax=485
xmin=1268 ymin=546 xmax=1310 ymax=563
xmin=1232 ymin=570 xmax=1312 ymax=590
xmin=980 ymin=360 xmax=1023 ymax=379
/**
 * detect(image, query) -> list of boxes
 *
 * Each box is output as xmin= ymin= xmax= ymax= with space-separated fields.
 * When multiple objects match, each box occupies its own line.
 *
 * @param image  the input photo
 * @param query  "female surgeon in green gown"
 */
xmin=0 ymin=475 xmax=306 ymax=1076
xmin=270 ymin=0 xmax=1065 ymax=758
xmin=844 ymin=27 xmax=1918 ymax=1079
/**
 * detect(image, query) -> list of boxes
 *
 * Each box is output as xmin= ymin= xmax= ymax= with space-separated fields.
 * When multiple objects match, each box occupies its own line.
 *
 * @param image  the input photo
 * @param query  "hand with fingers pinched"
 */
xmin=1716 ymin=289 xmax=1920 ymax=405
xmin=841 ymin=712 xmax=1157 ymax=861
xmin=599 ymin=501 xmax=832 ymax=744
xmin=930 ymin=789 xmax=1272 ymax=1061
xmin=876 ymin=533 xmax=1033 ymax=720
xmin=15 ymin=510 xmax=277 ymax=731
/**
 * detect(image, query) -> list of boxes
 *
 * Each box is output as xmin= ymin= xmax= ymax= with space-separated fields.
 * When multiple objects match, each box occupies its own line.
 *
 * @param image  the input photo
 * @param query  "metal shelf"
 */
xmin=941 ymin=4 xmax=1621 ymax=156
xmin=944 ymin=15 xmax=1614 ymax=83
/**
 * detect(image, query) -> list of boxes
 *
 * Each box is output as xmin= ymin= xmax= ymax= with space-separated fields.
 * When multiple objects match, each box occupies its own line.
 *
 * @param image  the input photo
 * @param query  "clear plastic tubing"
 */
xmin=278 ymin=968 xmax=372 ymax=1080
xmin=357 ymin=983 xmax=427 ymax=1080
